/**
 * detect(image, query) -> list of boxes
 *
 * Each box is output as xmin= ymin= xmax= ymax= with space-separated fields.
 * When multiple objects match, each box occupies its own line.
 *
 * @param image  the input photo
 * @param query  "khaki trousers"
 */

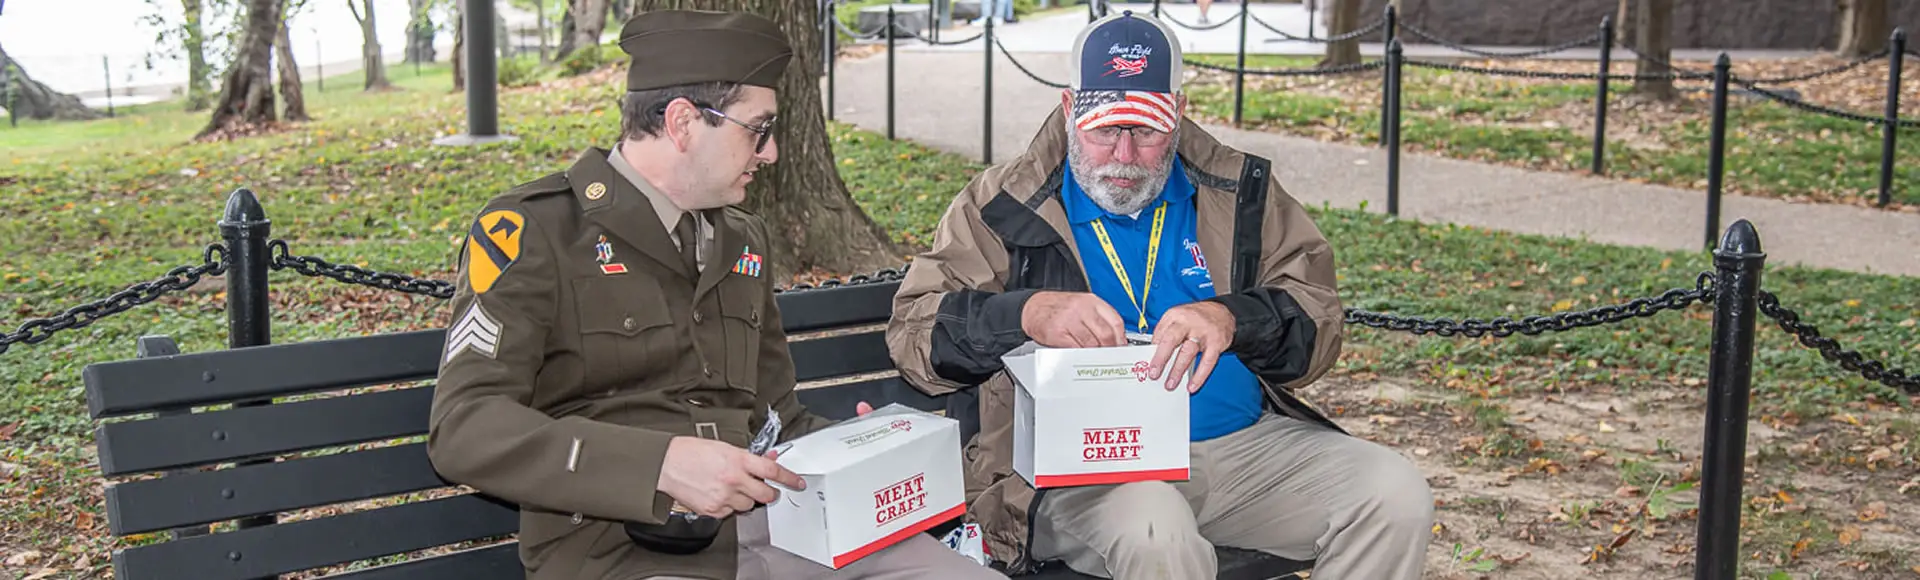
xmin=647 ymin=509 xmax=1009 ymax=580
xmin=1029 ymin=412 xmax=1433 ymax=580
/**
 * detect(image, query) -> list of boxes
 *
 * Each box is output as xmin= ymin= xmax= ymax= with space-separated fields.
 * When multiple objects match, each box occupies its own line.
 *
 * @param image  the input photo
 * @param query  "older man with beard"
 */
xmin=884 ymin=11 xmax=1434 ymax=580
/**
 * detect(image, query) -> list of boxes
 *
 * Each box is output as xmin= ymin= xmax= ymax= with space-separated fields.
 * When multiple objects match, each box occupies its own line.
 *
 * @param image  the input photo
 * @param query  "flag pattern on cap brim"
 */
xmin=1073 ymin=90 xmax=1178 ymax=134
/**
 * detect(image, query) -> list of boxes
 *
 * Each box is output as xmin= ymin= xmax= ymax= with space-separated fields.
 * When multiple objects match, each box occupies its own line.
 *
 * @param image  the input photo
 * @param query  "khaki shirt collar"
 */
xmin=608 ymin=143 xmax=711 ymax=262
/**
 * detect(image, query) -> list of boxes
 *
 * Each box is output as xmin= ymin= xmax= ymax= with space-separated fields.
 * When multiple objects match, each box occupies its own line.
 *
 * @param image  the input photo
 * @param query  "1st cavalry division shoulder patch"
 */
xmin=466 ymin=209 xmax=526 ymax=293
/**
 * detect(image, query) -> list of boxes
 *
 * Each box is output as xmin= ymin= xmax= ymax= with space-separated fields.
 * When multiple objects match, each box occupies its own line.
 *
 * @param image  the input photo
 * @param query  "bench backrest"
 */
xmin=82 ymin=280 xmax=926 ymax=580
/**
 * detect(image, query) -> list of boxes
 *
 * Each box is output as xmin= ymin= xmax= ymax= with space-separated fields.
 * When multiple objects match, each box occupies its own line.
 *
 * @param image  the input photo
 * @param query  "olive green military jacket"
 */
xmin=426 ymin=148 xmax=833 ymax=580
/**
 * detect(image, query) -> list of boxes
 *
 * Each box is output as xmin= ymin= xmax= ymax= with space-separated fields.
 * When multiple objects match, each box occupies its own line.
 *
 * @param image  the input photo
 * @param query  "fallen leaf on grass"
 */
xmin=1858 ymin=502 xmax=1887 ymax=522
xmin=1790 ymin=537 xmax=1814 ymax=561
xmin=1598 ymin=420 xmax=1617 ymax=433
xmin=0 ymin=421 xmax=16 ymax=441
xmin=22 ymin=568 xmax=61 ymax=580
xmin=1838 ymin=525 xmax=1861 ymax=546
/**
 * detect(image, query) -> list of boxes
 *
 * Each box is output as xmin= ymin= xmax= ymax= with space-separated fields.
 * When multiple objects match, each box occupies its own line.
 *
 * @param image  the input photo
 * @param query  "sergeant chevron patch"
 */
xmin=445 ymin=301 xmax=501 ymax=363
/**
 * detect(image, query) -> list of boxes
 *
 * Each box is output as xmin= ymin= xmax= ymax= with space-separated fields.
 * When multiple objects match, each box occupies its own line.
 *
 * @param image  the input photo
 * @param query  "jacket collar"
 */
xmin=567 ymin=146 xmax=735 ymax=287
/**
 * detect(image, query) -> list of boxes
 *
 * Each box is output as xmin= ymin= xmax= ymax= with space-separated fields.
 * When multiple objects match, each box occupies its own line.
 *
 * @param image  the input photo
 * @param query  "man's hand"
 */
xmin=657 ymin=436 xmax=805 ymax=518
xmin=1147 ymin=301 xmax=1236 ymax=393
xmin=1021 ymin=291 xmax=1127 ymax=348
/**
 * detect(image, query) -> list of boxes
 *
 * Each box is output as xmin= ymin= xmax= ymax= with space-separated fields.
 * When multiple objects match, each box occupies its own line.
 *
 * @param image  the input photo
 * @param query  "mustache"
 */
xmin=1088 ymin=162 xmax=1155 ymax=180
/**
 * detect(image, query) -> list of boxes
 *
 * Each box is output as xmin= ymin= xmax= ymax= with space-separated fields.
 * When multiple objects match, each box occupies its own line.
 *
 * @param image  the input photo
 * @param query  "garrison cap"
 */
xmin=618 ymin=10 xmax=794 ymax=91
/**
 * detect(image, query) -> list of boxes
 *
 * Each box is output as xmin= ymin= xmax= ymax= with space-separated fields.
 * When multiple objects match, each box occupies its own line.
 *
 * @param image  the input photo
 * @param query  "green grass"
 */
xmin=3 ymin=54 xmax=1917 ymax=562
xmin=1181 ymin=54 xmax=1920 ymax=207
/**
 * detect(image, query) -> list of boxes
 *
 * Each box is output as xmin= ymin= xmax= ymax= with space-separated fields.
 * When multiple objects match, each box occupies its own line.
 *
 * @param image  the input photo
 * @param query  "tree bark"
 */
xmin=556 ymin=0 xmax=610 ymax=59
xmin=1835 ymin=0 xmax=1890 ymax=56
xmin=196 ymin=0 xmax=282 ymax=140
xmin=183 ymin=0 xmax=213 ymax=111
xmin=1629 ymin=0 xmax=1675 ymax=100
xmin=408 ymin=0 xmax=439 ymax=63
xmin=277 ymin=19 xmax=310 ymax=121
xmin=349 ymin=0 xmax=393 ymax=90
xmin=1322 ymin=0 xmax=1361 ymax=66
xmin=0 ymin=43 xmax=106 ymax=121
xmin=453 ymin=0 xmax=467 ymax=91
xmin=635 ymin=0 xmax=907 ymax=278
xmin=539 ymin=0 xmax=551 ymax=62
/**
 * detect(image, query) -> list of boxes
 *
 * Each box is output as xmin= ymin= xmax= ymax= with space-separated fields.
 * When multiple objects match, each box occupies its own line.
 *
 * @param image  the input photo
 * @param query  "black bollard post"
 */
xmin=102 ymin=56 xmax=114 ymax=118
xmin=220 ymin=188 xmax=276 ymax=539
xmin=1379 ymin=4 xmax=1396 ymax=147
xmin=1153 ymin=0 xmax=1161 ymax=18
xmin=1878 ymin=29 xmax=1904 ymax=208
xmin=984 ymin=15 xmax=994 ymax=164
xmin=1386 ymin=39 xmax=1402 ymax=217
xmin=1695 ymin=219 xmax=1765 ymax=580
xmin=887 ymin=4 xmax=896 ymax=140
xmin=1592 ymin=15 xmax=1612 ymax=175
xmin=1233 ymin=0 xmax=1249 ymax=127
xmin=1704 ymin=54 xmax=1730 ymax=250
xmin=316 ymin=38 xmax=323 ymax=92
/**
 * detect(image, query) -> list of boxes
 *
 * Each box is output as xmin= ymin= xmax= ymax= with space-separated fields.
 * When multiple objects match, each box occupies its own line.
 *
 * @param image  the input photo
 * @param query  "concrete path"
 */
xmin=823 ymin=20 xmax=1920 ymax=278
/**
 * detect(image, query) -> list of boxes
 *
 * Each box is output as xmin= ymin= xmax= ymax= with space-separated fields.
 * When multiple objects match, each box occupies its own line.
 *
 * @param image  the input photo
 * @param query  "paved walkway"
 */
xmin=823 ymin=10 xmax=1919 ymax=278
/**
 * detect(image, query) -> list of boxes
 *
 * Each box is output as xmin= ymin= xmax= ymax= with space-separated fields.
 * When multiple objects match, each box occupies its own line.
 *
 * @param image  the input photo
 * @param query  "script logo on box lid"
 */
xmin=1071 ymin=361 xmax=1153 ymax=383
xmin=837 ymin=417 xmax=918 ymax=449
xmin=873 ymin=472 xmax=929 ymax=527
xmin=1082 ymin=426 xmax=1145 ymax=463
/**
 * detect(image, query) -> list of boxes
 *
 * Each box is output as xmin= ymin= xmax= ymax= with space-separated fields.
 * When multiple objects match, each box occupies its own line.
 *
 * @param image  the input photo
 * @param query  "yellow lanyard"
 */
xmin=1088 ymin=201 xmax=1168 ymax=333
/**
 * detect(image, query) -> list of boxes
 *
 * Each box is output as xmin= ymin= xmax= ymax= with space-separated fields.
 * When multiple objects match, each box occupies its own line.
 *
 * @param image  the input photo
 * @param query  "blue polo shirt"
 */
xmin=1062 ymin=156 xmax=1265 ymax=442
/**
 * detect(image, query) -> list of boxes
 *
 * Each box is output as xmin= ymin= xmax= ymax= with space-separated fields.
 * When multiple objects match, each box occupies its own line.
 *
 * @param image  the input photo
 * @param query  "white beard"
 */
xmin=1066 ymin=124 xmax=1179 ymax=216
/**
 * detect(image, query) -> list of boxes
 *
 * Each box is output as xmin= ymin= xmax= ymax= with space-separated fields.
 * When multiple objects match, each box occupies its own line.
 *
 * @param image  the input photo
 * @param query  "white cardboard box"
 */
xmin=1002 ymin=341 xmax=1192 ymax=489
xmin=766 ymin=404 xmax=967 ymax=569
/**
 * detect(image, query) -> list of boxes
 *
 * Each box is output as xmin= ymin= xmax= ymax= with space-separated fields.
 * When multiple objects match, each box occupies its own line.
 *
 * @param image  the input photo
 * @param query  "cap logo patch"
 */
xmin=1105 ymin=43 xmax=1153 ymax=77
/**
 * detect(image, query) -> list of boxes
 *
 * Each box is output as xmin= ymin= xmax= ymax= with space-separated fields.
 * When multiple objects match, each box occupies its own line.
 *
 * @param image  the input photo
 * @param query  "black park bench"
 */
xmin=82 ymin=279 xmax=1312 ymax=580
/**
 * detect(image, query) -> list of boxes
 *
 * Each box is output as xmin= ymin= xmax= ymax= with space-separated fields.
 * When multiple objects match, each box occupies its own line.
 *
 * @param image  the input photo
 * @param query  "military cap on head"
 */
xmin=619 ymin=10 xmax=794 ymax=91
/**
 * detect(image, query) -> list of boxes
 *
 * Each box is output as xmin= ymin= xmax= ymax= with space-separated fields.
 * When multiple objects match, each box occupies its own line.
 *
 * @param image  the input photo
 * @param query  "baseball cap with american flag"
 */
xmin=1068 ymin=11 xmax=1184 ymax=134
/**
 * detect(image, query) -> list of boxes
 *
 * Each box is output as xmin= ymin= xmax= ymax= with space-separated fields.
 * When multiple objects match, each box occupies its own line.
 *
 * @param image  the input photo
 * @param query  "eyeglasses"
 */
xmin=702 ymin=107 xmax=777 ymax=154
xmin=1083 ymin=125 xmax=1172 ymax=148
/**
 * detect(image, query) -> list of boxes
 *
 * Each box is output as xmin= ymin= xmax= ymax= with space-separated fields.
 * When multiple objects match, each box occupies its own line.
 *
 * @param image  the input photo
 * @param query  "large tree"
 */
xmin=556 ymin=0 xmax=611 ymax=59
xmin=632 ymin=0 xmax=905 ymax=277
xmin=0 ymin=43 xmax=106 ymax=121
xmin=1322 ymin=0 xmax=1361 ymax=66
xmin=408 ymin=0 xmax=439 ymax=63
xmin=1835 ymin=0 xmax=1890 ymax=56
xmin=1625 ymin=0 xmax=1676 ymax=100
xmin=452 ymin=0 xmax=467 ymax=91
xmin=276 ymin=20 xmax=310 ymax=121
xmin=142 ymin=0 xmax=218 ymax=111
xmin=198 ymin=0 xmax=284 ymax=139
xmin=349 ymin=0 xmax=394 ymax=90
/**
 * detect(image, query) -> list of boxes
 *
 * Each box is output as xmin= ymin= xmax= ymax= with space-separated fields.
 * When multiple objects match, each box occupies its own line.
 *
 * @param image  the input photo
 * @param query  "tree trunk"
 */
xmin=556 ymin=0 xmax=609 ymax=59
xmin=408 ymin=0 xmax=438 ymax=63
xmin=183 ymin=0 xmax=213 ymax=111
xmin=634 ymin=0 xmax=907 ymax=278
xmin=539 ymin=1 xmax=551 ymax=62
xmin=1835 ymin=0 xmax=1890 ymax=56
xmin=197 ymin=0 xmax=282 ymax=140
xmin=452 ymin=0 xmax=467 ymax=91
xmin=1321 ymin=0 xmax=1361 ymax=66
xmin=277 ymin=19 xmax=310 ymax=121
xmin=1629 ymin=0 xmax=1676 ymax=100
xmin=0 ymin=43 xmax=106 ymax=121
xmin=349 ymin=0 xmax=393 ymax=90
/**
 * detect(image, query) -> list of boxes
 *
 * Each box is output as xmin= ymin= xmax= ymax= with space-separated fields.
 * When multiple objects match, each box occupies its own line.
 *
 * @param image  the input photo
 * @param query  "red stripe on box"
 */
xmin=1034 ymin=468 xmax=1191 ymax=488
xmin=831 ymin=502 xmax=967 ymax=568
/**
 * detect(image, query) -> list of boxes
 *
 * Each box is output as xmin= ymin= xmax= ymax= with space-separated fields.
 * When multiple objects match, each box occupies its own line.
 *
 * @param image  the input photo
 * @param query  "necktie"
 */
xmin=674 ymin=212 xmax=700 ymax=274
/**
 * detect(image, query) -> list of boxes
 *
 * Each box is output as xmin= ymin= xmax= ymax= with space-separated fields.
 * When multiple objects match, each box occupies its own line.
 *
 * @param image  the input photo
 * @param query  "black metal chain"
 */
xmin=1757 ymin=291 xmax=1919 ymax=395
xmin=1160 ymin=10 xmax=1241 ymax=32
xmin=1403 ymin=58 xmax=1713 ymax=81
xmin=1185 ymin=58 xmax=1386 ymax=77
xmin=0 ymin=244 xmax=229 ymax=356
xmin=993 ymin=36 xmax=1069 ymax=89
xmin=268 ymin=239 xmax=457 ymax=299
xmin=1735 ymin=49 xmax=1889 ymax=84
xmin=1731 ymin=78 xmax=1920 ymax=128
xmin=1398 ymin=21 xmax=1603 ymax=59
xmin=775 ymin=265 xmax=911 ymax=293
xmin=1344 ymin=272 xmax=1714 ymax=338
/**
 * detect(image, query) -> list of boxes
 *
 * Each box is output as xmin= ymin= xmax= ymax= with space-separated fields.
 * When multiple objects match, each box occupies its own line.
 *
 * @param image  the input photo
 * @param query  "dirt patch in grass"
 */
xmin=1303 ymin=369 xmax=1920 ymax=579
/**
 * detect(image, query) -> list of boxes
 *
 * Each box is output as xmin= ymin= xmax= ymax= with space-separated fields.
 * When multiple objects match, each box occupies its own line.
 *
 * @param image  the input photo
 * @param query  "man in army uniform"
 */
xmin=426 ymin=10 xmax=1007 ymax=580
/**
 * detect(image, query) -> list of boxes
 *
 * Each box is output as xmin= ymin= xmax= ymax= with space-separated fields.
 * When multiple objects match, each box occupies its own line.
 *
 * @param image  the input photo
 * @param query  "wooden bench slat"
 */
xmin=85 ymin=329 xmax=445 ymax=418
xmin=774 ymin=281 xmax=899 ymax=333
xmin=96 ymin=387 xmax=432 ymax=476
xmin=796 ymin=376 xmax=943 ymax=421
xmin=112 ymin=493 xmax=517 ymax=580
xmin=791 ymin=331 xmax=895 ymax=382
xmin=328 ymin=543 xmax=523 ymax=580
xmin=104 ymin=443 xmax=450 ymax=536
